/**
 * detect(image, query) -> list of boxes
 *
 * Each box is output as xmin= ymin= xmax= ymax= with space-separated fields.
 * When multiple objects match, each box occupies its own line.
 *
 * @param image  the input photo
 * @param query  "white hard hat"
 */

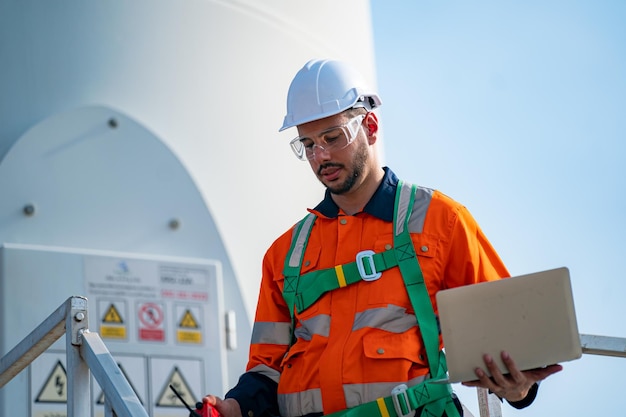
xmin=279 ymin=59 xmax=382 ymax=132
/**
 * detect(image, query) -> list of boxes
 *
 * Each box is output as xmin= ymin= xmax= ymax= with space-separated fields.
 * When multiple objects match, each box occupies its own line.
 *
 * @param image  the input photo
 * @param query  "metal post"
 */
xmin=66 ymin=296 xmax=91 ymax=417
xmin=477 ymin=387 xmax=502 ymax=417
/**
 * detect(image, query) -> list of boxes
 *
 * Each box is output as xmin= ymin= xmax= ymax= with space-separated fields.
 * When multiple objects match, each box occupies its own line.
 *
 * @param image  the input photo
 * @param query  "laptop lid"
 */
xmin=436 ymin=267 xmax=582 ymax=383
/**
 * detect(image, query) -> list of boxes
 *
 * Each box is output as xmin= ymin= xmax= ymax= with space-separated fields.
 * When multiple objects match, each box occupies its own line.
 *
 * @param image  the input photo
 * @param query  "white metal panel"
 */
xmin=0 ymin=1 xmax=377 ymax=415
xmin=0 ymin=0 xmax=377 ymax=317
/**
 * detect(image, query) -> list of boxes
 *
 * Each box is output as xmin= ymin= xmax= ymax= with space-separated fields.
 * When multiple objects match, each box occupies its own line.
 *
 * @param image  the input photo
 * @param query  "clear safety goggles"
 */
xmin=289 ymin=114 xmax=366 ymax=161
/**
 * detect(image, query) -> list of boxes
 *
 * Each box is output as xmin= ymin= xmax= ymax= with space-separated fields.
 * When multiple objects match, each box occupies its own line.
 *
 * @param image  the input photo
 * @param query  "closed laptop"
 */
xmin=436 ymin=267 xmax=582 ymax=383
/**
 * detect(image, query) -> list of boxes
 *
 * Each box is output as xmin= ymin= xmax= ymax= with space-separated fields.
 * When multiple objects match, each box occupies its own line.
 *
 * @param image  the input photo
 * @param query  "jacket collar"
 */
xmin=311 ymin=166 xmax=398 ymax=222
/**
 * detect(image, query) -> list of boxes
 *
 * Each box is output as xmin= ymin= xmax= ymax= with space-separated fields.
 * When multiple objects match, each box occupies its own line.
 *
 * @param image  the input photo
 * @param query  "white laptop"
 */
xmin=436 ymin=267 xmax=582 ymax=383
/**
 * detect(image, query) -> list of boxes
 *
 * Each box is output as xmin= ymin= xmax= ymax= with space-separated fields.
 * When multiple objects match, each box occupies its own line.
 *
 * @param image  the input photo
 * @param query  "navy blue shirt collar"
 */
xmin=312 ymin=166 xmax=399 ymax=222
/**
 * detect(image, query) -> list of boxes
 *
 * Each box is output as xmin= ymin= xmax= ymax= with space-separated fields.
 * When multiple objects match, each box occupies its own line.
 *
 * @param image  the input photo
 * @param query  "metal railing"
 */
xmin=0 ymin=296 xmax=148 ymax=417
xmin=476 ymin=333 xmax=626 ymax=417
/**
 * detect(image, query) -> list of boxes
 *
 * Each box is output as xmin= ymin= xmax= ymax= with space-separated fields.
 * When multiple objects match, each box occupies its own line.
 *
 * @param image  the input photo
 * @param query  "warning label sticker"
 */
xmin=35 ymin=360 xmax=67 ymax=403
xmin=151 ymin=357 xmax=204 ymax=417
xmin=104 ymin=304 xmax=124 ymax=323
xmin=99 ymin=300 xmax=128 ymax=340
xmin=31 ymin=352 xmax=68 ymax=417
xmin=175 ymin=305 xmax=203 ymax=345
xmin=137 ymin=301 xmax=165 ymax=342
xmin=155 ymin=367 xmax=197 ymax=407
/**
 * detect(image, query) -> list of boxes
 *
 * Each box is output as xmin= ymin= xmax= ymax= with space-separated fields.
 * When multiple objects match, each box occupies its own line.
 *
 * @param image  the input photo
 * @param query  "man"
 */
xmin=203 ymin=59 xmax=561 ymax=417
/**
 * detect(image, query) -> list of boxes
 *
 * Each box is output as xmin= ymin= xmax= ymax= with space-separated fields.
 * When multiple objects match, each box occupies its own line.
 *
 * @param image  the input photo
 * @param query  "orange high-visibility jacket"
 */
xmin=245 ymin=168 xmax=509 ymax=417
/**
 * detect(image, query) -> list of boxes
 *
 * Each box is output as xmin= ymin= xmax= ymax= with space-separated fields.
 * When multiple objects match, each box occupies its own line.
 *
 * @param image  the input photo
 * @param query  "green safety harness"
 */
xmin=281 ymin=181 xmax=461 ymax=417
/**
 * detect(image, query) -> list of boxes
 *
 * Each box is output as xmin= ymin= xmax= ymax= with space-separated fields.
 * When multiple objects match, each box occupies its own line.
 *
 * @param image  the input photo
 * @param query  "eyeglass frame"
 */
xmin=289 ymin=114 xmax=367 ymax=161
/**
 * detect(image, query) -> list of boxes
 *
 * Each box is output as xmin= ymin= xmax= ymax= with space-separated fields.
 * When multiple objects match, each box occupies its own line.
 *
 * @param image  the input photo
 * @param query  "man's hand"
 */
xmin=461 ymin=351 xmax=563 ymax=402
xmin=202 ymin=396 xmax=242 ymax=417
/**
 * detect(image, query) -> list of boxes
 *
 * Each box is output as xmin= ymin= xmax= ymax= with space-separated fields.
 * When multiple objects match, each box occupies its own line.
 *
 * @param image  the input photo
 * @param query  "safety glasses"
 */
xmin=289 ymin=114 xmax=366 ymax=161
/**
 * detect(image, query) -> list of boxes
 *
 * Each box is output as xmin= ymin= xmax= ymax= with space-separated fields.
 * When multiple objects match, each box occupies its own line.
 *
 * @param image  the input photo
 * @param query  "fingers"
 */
xmin=461 ymin=351 xmax=564 ymax=403
xmin=461 ymin=352 xmax=526 ymax=401
xmin=463 ymin=354 xmax=506 ymax=393
xmin=203 ymin=395 xmax=220 ymax=406
xmin=202 ymin=396 xmax=242 ymax=417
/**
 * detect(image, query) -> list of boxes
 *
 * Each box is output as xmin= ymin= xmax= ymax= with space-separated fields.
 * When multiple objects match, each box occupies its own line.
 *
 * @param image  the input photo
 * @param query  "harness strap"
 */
xmin=325 ymin=380 xmax=456 ymax=417
xmin=393 ymin=181 xmax=443 ymax=377
xmin=282 ymin=213 xmax=316 ymax=342
xmin=392 ymin=182 xmax=459 ymax=417
xmin=292 ymin=248 xmax=399 ymax=312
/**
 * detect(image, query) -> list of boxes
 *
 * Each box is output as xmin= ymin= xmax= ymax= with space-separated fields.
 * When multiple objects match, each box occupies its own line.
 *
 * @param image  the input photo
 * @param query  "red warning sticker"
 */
xmin=137 ymin=301 xmax=165 ymax=342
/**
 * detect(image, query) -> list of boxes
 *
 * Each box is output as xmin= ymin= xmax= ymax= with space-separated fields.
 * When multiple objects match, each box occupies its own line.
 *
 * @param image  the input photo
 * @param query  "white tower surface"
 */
xmin=0 ymin=1 xmax=378 ymax=416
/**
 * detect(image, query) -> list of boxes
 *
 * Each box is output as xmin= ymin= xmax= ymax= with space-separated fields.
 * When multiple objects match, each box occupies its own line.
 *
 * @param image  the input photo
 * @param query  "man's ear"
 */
xmin=365 ymin=112 xmax=379 ymax=142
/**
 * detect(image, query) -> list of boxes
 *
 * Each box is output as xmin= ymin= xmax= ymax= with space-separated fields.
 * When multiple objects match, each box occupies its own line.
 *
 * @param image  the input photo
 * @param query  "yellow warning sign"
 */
xmin=36 ymin=361 xmax=67 ymax=403
xmin=178 ymin=309 xmax=199 ymax=329
xmin=103 ymin=304 xmax=124 ymax=323
xmin=156 ymin=367 xmax=197 ymax=407
xmin=176 ymin=309 xmax=202 ymax=344
xmin=101 ymin=326 xmax=127 ymax=339
xmin=100 ymin=302 xmax=127 ymax=340
xmin=177 ymin=329 xmax=202 ymax=344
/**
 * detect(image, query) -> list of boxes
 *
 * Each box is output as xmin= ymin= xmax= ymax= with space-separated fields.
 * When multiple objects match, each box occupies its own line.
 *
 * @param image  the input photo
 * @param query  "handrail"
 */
xmin=476 ymin=332 xmax=626 ymax=416
xmin=0 ymin=296 xmax=71 ymax=388
xmin=0 ymin=296 xmax=149 ymax=417
xmin=580 ymin=334 xmax=626 ymax=357
xmin=81 ymin=331 xmax=147 ymax=416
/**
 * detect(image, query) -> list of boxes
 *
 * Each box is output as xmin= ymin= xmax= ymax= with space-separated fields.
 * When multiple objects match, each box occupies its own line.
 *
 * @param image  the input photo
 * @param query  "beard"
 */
xmin=317 ymin=140 xmax=369 ymax=195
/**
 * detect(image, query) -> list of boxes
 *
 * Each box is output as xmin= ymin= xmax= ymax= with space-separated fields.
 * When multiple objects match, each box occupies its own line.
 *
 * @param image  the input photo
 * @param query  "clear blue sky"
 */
xmin=370 ymin=1 xmax=626 ymax=415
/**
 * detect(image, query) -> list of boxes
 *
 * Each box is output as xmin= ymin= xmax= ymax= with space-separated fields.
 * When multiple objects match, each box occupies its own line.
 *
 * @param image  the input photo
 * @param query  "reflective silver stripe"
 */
xmin=278 ymin=387 xmax=323 ymax=417
xmin=288 ymin=213 xmax=316 ymax=268
xmin=251 ymin=321 xmax=292 ymax=345
xmin=247 ymin=364 xmax=281 ymax=383
xmin=352 ymin=304 xmax=418 ymax=333
xmin=395 ymin=182 xmax=413 ymax=237
xmin=294 ymin=314 xmax=331 ymax=340
xmin=343 ymin=375 xmax=428 ymax=409
xmin=277 ymin=376 xmax=429 ymax=415
xmin=408 ymin=186 xmax=433 ymax=234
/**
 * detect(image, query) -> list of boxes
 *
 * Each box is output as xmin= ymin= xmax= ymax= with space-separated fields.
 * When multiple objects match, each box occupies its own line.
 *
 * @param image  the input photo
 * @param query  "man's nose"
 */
xmin=312 ymin=144 xmax=331 ymax=161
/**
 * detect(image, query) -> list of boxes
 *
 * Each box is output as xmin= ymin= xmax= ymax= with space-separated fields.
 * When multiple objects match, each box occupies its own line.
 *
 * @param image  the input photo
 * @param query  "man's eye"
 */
xmin=324 ymin=134 xmax=341 ymax=145
xmin=301 ymin=140 xmax=314 ymax=149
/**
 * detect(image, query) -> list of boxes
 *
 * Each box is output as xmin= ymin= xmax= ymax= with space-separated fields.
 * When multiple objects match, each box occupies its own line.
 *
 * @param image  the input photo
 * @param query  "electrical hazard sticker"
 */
xmin=99 ymin=300 xmax=128 ymax=340
xmin=35 ymin=360 xmax=67 ymax=403
xmin=175 ymin=305 xmax=203 ymax=344
xmin=104 ymin=304 xmax=124 ymax=323
xmin=31 ymin=352 xmax=69 ymax=417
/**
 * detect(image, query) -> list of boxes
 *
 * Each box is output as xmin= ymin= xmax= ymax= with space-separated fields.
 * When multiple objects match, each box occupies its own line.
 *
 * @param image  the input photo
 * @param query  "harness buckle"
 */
xmin=391 ymin=384 xmax=412 ymax=417
xmin=355 ymin=250 xmax=382 ymax=281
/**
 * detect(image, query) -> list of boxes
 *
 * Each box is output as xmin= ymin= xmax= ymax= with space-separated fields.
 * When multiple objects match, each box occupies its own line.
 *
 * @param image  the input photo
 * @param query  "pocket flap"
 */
xmin=363 ymin=330 xmax=424 ymax=364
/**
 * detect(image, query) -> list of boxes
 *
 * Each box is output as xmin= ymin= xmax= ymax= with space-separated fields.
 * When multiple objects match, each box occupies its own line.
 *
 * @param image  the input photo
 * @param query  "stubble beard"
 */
xmin=318 ymin=140 xmax=369 ymax=195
